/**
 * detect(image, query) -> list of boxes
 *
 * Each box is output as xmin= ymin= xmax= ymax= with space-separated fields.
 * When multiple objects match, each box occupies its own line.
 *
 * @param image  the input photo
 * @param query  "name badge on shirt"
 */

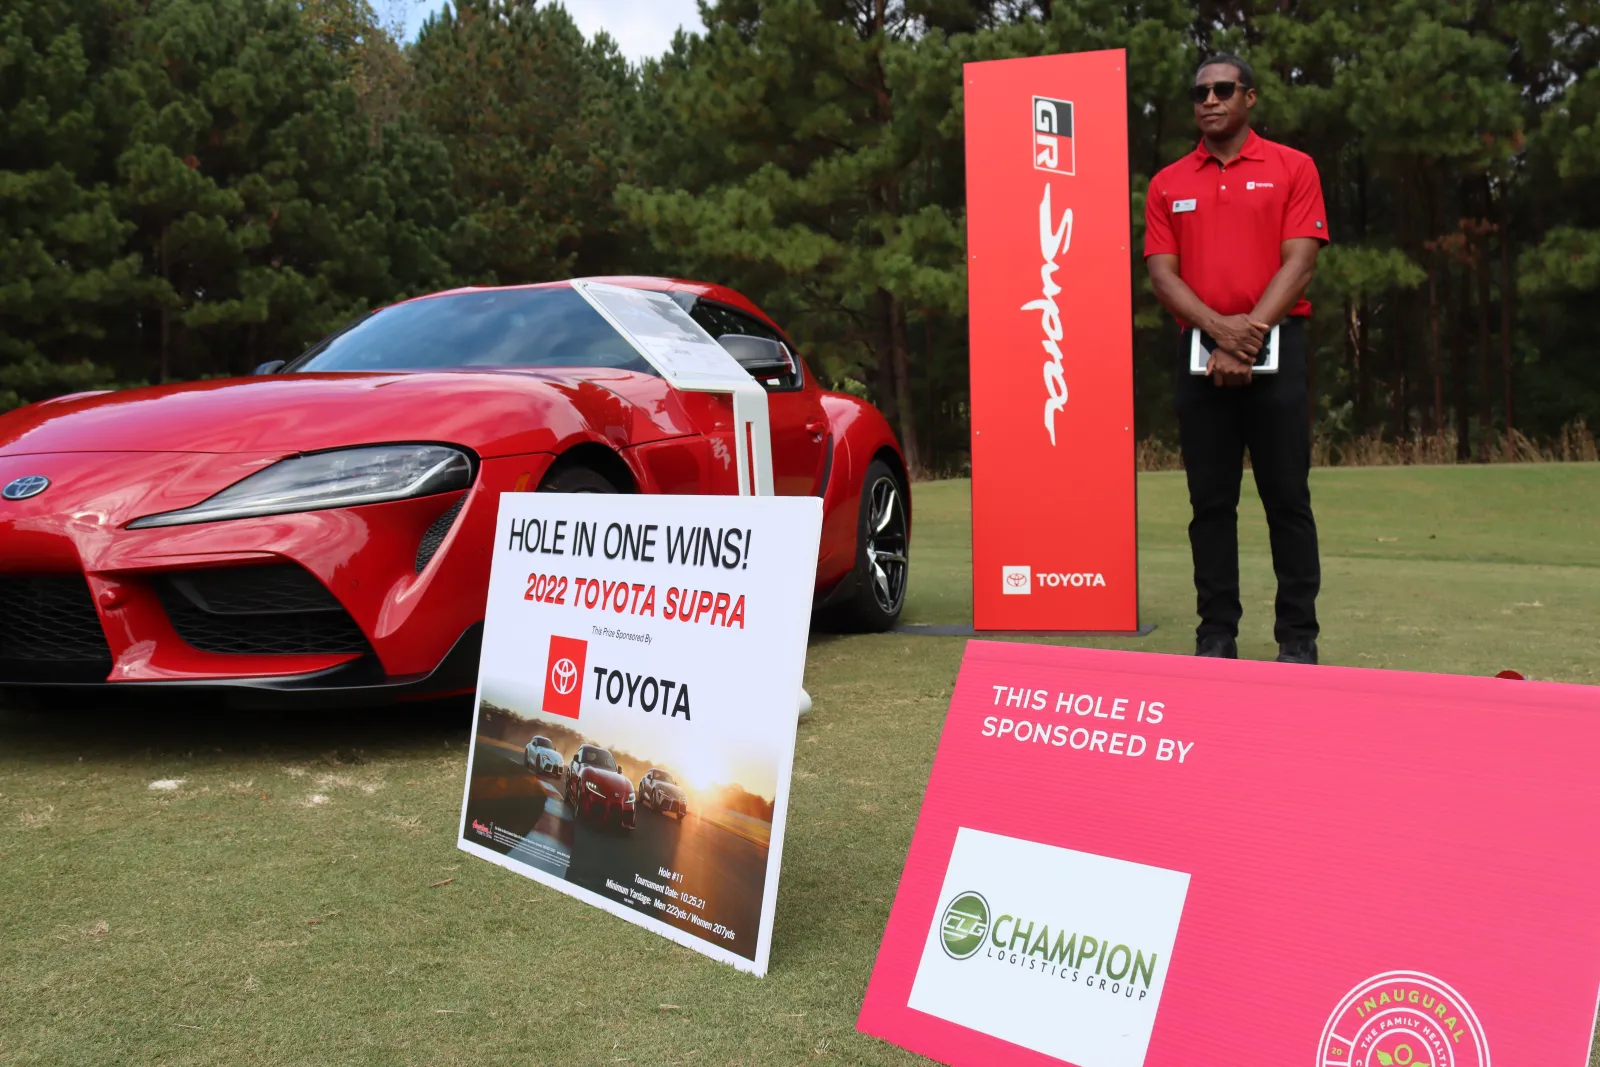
xmin=1173 ymin=198 xmax=1197 ymax=213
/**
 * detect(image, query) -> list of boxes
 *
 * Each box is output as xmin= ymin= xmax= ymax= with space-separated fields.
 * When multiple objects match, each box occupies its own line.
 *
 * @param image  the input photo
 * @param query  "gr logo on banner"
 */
xmin=1032 ymin=96 xmax=1075 ymax=176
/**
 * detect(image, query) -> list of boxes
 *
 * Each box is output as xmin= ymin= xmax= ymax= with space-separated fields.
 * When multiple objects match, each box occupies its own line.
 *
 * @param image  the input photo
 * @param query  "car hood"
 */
xmin=531 ymin=746 xmax=562 ymax=759
xmin=0 ymin=370 xmax=697 ymax=459
xmin=655 ymin=783 xmax=686 ymax=799
xmin=583 ymin=767 xmax=632 ymax=794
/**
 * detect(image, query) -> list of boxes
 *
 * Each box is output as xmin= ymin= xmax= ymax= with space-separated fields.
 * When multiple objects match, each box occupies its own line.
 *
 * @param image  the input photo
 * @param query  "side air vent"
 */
xmin=156 ymin=565 xmax=370 ymax=656
xmin=416 ymin=497 xmax=466 ymax=574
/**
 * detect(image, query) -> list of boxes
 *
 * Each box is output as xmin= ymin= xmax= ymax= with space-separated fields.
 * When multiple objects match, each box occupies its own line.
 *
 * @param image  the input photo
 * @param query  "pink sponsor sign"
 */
xmin=858 ymin=642 xmax=1600 ymax=1066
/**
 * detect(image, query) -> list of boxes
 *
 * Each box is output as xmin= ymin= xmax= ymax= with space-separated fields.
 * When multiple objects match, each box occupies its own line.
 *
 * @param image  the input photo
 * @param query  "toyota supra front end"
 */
xmin=0 ymin=277 xmax=910 ymax=708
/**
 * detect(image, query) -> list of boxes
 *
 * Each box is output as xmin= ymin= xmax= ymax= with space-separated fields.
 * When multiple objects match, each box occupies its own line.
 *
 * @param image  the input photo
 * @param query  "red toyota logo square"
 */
xmin=542 ymin=635 xmax=587 ymax=719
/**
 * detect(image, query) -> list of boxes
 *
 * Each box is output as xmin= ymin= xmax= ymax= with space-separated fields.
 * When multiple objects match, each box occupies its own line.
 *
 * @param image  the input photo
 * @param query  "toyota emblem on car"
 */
xmin=2 ymin=475 xmax=50 ymax=501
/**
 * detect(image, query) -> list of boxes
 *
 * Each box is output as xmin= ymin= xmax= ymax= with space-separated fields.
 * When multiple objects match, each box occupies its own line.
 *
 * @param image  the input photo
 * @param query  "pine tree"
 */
xmin=409 ymin=0 xmax=639 ymax=285
xmin=0 ymin=0 xmax=144 ymax=409
xmin=104 ymin=0 xmax=466 ymax=382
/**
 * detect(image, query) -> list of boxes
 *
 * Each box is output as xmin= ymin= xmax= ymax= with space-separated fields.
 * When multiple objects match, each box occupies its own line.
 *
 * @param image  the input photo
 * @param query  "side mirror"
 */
xmin=716 ymin=335 xmax=795 ymax=380
xmin=253 ymin=360 xmax=286 ymax=375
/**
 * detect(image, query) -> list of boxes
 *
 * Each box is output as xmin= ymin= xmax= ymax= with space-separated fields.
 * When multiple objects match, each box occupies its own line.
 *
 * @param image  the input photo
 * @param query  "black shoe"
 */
xmin=1195 ymin=635 xmax=1237 ymax=659
xmin=1276 ymin=639 xmax=1318 ymax=665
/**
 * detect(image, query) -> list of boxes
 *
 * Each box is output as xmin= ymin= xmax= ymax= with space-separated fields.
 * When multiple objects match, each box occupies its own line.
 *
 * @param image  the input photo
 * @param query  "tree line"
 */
xmin=3 ymin=0 xmax=1597 ymax=473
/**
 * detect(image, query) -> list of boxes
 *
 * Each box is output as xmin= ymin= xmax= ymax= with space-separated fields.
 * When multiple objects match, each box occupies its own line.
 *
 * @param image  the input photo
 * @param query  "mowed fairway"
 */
xmin=2 ymin=465 xmax=1597 ymax=1066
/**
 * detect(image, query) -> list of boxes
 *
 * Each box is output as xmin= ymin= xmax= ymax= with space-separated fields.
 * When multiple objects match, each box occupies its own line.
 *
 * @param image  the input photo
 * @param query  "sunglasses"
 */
xmin=1189 ymin=81 xmax=1247 ymax=104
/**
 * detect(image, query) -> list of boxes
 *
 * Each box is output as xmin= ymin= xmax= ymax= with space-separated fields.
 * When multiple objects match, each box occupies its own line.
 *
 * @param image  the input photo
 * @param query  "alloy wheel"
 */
xmin=865 ymin=475 xmax=908 ymax=615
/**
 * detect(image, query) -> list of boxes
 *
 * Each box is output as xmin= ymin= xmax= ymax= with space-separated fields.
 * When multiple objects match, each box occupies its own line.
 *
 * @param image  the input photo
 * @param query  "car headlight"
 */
xmin=626 ymin=792 xmax=636 ymax=804
xmin=128 ymin=445 xmax=473 ymax=529
xmin=585 ymin=781 xmax=604 ymax=796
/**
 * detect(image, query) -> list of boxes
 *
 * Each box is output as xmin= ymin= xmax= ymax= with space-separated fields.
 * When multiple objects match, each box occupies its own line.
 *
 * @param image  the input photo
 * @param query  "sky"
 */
xmin=394 ymin=0 xmax=706 ymax=63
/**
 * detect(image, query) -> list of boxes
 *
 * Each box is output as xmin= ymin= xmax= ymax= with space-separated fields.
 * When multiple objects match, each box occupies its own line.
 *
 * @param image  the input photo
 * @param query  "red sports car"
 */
xmin=565 ymin=744 xmax=636 ymax=830
xmin=0 ymin=277 xmax=910 ymax=707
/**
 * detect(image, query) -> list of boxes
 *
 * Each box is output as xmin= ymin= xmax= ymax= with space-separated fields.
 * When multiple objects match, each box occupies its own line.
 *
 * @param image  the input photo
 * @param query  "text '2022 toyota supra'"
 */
xmin=0 ymin=277 xmax=910 ymax=707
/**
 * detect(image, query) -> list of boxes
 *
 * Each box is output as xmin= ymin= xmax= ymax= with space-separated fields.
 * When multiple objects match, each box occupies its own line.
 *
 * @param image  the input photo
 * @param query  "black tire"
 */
xmin=538 ymin=463 xmax=620 ymax=494
xmin=835 ymin=458 xmax=910 ymax=632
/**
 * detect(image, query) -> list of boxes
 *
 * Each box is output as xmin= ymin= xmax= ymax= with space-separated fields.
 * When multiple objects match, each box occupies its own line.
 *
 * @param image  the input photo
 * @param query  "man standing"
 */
xmin=1143 ymin=53 xmax=1328 ymax=664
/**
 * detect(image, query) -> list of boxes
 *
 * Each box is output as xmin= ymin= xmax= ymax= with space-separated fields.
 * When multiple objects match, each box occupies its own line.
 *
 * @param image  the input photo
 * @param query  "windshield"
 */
xmin=290 ymin=288 xmax=653 ymax=374
xmin=654 ymin=771 xmax=676 ymax=785
xmin=582 ymin=748 xmax=618 ymax=771
xmin=531 ymin=737 xmax=551 ymax=749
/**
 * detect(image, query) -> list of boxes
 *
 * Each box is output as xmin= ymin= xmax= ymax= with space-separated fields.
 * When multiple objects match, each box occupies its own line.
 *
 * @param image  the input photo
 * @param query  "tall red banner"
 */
xmin=966 ymin=50 xmax=1138 ymax=631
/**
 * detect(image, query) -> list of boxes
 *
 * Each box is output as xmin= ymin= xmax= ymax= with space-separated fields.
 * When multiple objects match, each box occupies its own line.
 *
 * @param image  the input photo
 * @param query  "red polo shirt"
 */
xmin=1143 ymin=129 xmax=1329 ymax=322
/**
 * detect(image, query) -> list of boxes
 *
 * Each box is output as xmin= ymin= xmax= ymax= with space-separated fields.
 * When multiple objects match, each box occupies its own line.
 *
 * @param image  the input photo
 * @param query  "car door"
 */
xmin=685 ymin=300 xmax=828 ymax=497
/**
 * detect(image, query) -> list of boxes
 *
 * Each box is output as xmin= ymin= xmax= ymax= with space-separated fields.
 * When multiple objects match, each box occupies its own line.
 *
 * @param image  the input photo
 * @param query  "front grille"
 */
xmin=0 ymin=576 xmax=113 ymax=681
xmin=415 ymin=497 xmax=465 ymax=574
xmin=156 ymin=565 xmax=371 ymax=656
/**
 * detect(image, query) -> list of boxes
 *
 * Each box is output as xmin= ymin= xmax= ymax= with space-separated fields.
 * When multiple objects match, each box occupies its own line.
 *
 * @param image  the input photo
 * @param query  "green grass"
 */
xmin=908 ymin=464 xmax=1600 ymax=682
xmin=2 ymin=465 xmax=1598 ymax=1065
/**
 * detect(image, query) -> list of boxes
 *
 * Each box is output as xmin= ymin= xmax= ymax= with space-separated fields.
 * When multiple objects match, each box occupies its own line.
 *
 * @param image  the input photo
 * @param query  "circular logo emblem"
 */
xmin=1319 ymin=972 xmax=1489 ymax=1067
xmin=2 ymin=475 xmax=49 ymax=501
xmin=549 ymin=656 xmax=578 ymax=695
xmin=1005 ymin=572 xmax=1028 ymax=588
xmin=938 ymin=891 xmax=990 ymax=960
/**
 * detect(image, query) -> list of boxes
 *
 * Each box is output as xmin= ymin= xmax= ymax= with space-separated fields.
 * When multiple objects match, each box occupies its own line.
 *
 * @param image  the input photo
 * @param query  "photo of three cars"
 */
xmin=522 ymin=735 xmax=690 ymax=831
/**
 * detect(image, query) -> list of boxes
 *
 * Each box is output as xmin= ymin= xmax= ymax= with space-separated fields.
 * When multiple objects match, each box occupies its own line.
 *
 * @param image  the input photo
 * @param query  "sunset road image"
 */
xmin=463 ymin=739 xmax=573 ymax=878
xmin=463 ymin=738 xmax=769 ymax=960
xmin=564 ymin=800 xmax=766 ymax=961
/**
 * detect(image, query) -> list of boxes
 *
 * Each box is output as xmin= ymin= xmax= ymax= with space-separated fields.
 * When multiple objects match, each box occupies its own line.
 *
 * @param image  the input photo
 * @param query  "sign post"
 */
xmin=859 ymin=643 xmax=1600 ymax=1063
xmin=965 ymin=51 xmax=1138 ymax=631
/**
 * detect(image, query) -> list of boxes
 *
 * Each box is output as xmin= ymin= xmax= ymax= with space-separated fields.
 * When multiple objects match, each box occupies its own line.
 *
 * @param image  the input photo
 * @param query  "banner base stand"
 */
xmin=891 ymin=623 xmax=1156 ymax=638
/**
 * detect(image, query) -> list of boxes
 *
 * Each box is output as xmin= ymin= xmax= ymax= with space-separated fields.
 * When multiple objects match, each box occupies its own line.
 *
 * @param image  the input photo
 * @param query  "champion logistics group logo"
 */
xmin=908 ymin=830 xmax=1189 ymax=1066
xmin=932 ymin=887 xmax=1163 ymax=1001
xmin=939 ymin=892 xmax=991 ymax=959
xmin=542 ymin=634 xmax=588 ymax=719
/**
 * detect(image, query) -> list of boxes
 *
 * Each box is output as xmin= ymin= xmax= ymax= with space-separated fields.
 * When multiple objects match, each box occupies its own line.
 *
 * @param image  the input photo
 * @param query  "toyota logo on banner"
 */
xmin=542 ymin=635 xmax=588 ymax=718
xmin=550 ymin=656 xmax=579 ymax=695
xmin=1002 ymin=565 xmax=1032 ymax=595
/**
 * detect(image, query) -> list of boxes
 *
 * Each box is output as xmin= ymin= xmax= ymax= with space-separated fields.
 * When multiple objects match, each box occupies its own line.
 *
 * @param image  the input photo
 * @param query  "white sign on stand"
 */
xmin=456 ymin=492 xmax=822 ymax=974
xmin=571 ymin=280 xmax=774 ymax=496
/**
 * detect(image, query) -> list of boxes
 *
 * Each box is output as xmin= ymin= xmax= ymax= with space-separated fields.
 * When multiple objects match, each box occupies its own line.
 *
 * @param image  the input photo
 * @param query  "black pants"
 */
xmin=1174 ymin=317 xmax=1320 ymax=644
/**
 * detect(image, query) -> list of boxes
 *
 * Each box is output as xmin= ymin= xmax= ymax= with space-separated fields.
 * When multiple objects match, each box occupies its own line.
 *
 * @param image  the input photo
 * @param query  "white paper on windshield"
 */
xmin=570 ymin=278 xmax=774 ymax=496
xmin=571 ymin=280 xmax=752 ymax=389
